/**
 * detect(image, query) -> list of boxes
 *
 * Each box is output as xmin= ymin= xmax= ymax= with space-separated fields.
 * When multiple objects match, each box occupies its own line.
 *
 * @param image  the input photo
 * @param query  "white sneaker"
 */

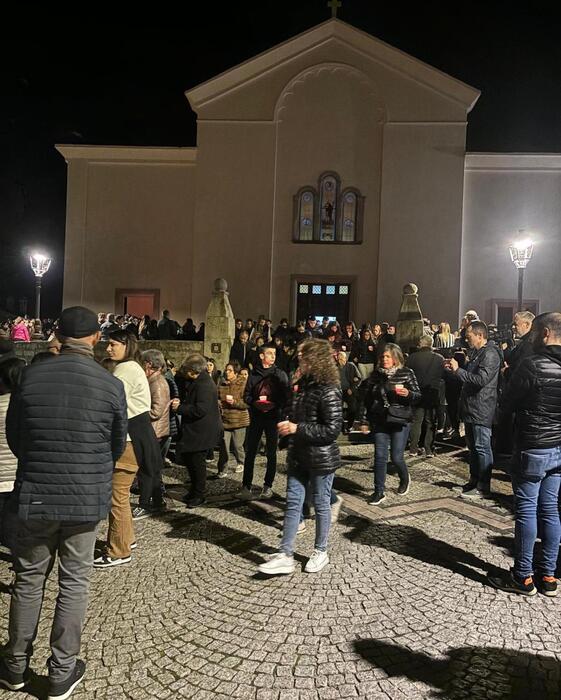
xmin=304 ymin=549 xmax=329 ymax=573
xmin=297 ymin=521 xmax=307 ymax=534
xmin=330 ymin=494 xmax=344 ymax=524
xmin=260 ymin=486 xmax=273 ymax=499
xmin=258 ymin=552 xmax=295 ymax=575
xmin=237 ymin=486 xmax=254 ymax=500
xmin=235 ymin=464 xmax=244 ymax=473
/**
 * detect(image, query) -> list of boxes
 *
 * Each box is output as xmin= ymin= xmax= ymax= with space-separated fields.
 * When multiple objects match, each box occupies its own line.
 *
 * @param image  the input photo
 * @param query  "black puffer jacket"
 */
xmin=287 ymin=377 xmax=342 ymax=474
xmin=456 ymin=341 xmax=501 ymax=427
xmin=500 ymin=345 xmax=561 ymax=449
xmin=364 ymin=367 xmax=421 ymax=427
xmin=6 ymin=351 xmax=128 ymax=521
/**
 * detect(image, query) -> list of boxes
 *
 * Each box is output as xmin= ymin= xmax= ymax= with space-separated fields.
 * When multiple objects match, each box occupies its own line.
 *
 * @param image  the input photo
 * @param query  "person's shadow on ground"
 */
xmin=354 ymin=638 xmax=560 ymax=699
xmin=342 ymin=515 xmax=498 ymax=585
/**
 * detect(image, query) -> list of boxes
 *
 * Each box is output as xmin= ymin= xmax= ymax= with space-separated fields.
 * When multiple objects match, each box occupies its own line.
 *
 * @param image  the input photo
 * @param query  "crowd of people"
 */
xmin=0 ymin=302 xmax=560 ymax=697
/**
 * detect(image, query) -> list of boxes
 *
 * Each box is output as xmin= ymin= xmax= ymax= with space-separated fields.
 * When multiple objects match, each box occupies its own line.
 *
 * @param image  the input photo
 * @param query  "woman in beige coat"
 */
xmin=217 ymin=360 xmax=249 ymax=476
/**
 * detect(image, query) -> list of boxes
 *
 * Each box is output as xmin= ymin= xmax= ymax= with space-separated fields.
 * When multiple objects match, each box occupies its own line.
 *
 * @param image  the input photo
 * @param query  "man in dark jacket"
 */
xmin=172 ymin=353 xmax=222 ymax=508
xmin=157 ymin=309 xmax=179 ymax=340
xmin=238 ymin=346 xmax=290 ymax=499
xmin=504 ymin=311 xmax=535 ymax=381
xmin=336 ymin=351 xmax=361 ymax=433
xmin=448 ymin=321 xmax=500 ymax=498
xmin=0 ymin=306 xmax=127 ymax=698
xmin=488 ymin=312 xmax=561 ymax=596
xmin=229 ymin=330 xmax=252 ymax=368
xmin=407 ymin=335 xmax=445 ymax=457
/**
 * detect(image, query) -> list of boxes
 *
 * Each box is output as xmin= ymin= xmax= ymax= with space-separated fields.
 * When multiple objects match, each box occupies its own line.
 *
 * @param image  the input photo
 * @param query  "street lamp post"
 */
xmin=508 ymin=235 xmax=534 ymax=312
xmin=29 ymin=253 xmax=52 ymax=319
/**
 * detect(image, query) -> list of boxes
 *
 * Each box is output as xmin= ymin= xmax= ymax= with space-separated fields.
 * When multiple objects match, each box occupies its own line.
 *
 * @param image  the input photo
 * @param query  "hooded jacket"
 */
xmin=244 ymin=363 xmax=290 ymax=421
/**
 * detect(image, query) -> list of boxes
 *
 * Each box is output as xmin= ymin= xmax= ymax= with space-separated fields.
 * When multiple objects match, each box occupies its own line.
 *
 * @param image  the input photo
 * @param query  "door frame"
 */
xmin=289 ymin=274 xmax=358 ymax=325
xmin=114 ymin=288 xmax=160 ymax=317
xmin=485 ymin=298 xmax=540 ymax=325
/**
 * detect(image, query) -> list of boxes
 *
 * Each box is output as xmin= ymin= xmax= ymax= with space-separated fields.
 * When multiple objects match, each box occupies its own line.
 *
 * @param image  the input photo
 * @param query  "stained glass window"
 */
xmin=312 ymin=285 xmax=322 ymax=295
xmin=326 ymin=285 xmax=335 ymax=295
xmin=339 ymin=285 xmax=349 ymax=295
xmin=341 ymin=191 xmax=357 ymax=242
xmin=319 ymin=174 xmax=338 ymax=242
xmin=299 ymin=284 xmax=309 ymax=294
xmin=298 ymin=190 xmax=315 ymax=241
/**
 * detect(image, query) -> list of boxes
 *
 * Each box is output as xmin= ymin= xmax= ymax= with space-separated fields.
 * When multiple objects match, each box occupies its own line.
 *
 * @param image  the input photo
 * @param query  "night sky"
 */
xmin=1 ymin=1 xmax=560 ymax=317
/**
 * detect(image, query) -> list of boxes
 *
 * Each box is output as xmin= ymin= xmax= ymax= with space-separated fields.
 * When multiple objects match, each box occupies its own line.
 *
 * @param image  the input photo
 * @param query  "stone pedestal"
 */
xmin=203 ymin=278 xmax=235 ymax=370
xmin=395 ymin=283 xmax=424 ymax=355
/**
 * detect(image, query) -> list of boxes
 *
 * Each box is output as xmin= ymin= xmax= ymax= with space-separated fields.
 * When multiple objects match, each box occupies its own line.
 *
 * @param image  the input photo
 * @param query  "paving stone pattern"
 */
xmin=1 ymin=443 xmax=560 ymax=699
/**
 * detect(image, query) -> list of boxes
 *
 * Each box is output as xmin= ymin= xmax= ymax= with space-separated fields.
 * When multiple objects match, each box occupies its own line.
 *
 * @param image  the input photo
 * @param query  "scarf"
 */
xmin=60 ymin=340 xmax=95 ymax=359
xmin=378 ymin=366 xmax=398 ymax=378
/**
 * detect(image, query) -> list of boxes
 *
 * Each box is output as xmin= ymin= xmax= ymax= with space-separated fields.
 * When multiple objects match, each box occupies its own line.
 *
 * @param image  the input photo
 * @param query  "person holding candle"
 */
xmin=217 ymin=361 xmax=249 ymax=477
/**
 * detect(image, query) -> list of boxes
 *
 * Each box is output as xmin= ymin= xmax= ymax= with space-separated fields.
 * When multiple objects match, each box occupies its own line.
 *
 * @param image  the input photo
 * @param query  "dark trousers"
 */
xmin=343 ymin=392 xmax=358 ymax=429
xmin=179 ymin=450 xmax=208 ymax=499
xmin=409 ymin=406 xmax=436 ymax=452
xmin=243 ymin=415 xmax=278 ymax=489
xmin=138 ymin=456 xmax=163 ymax=510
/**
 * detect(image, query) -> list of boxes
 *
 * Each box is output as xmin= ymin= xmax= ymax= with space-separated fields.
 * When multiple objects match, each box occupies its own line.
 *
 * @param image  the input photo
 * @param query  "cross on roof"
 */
xmin=328 ymin=0 xmax=342 ymax=19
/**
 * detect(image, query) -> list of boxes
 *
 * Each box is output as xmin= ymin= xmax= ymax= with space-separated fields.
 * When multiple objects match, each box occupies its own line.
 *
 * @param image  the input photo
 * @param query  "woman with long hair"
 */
xmin=258 ymin=339 xmax=342 ymax=576
xmin=363 ymin=343 xmax=420 ymax=505
xmin=217 ymin=360 xmax=249 ymax=476
xmin=94 ymin=330 xmax=163 ymax=568
xmin=434 ymin=322 xmax=456 ymax=351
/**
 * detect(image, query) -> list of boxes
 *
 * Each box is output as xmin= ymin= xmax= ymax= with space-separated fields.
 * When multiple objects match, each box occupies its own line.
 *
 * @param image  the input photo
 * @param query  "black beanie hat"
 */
xmin=57 ymin=306 xmax=100 ymax=339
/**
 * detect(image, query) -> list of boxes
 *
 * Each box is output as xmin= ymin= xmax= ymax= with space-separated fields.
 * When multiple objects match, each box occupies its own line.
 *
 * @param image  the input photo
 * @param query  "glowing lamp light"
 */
xmin=30 ymin=253 xmax=52 ymax=278
xmin=509 ymin=238 xmax=534 ymax=270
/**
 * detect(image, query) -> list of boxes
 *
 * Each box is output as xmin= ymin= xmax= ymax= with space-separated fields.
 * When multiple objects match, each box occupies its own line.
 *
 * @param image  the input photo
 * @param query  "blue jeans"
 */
xmin=281 ymin=470 xmax=335 ymax=556
xmin=512 ymin=447 xmax=561 ymax=578
xmin=464 ymin=423 xmax=493 ymax=489
xmin=373 ymin=426 xmax=409 ymax=493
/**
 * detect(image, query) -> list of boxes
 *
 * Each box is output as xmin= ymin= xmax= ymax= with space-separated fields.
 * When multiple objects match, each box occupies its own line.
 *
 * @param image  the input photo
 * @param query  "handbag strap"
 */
xmin=380 ymin=382 xmax=391 ymax=409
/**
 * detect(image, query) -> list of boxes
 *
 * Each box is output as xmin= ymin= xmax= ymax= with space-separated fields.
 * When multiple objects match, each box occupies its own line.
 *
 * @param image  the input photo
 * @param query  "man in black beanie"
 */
xmin=0 ymin=306 xmax=128 ymax=699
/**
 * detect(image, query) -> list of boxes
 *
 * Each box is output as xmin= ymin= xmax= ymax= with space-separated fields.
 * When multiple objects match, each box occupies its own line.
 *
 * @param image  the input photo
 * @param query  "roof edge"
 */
xmin=55 ymin=145 xmax=197 ymax=163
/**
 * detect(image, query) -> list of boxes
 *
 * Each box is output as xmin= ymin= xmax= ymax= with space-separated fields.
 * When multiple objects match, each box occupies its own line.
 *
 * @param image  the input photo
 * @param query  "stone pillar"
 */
xmin=395 ymin=283 xmax=424 ymax=355
xmin=203 ymin=278 xmax=235 ymax=371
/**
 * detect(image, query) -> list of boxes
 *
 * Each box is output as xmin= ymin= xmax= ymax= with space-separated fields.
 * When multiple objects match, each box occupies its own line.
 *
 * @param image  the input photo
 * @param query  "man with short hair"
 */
xmin=489 ymin=312 xmax=561 ymax=596
xmin=1 ymin=306 xmax=127 ymax=699
xmin=171 ymin=353 xmax=222 ymax=508
xmin=448 ymin=320 xmax=501 ymax=497
xmin=239 ymin=346 xmax=290 ymax=499
xmin=336 ymin=351 xmax=361 ymax=433
xmin=504 ymin=311 xmax=535 ymax=380
xmin=407 ymin=335 xmax=445 ymax=457
xmin=157 ymin=309 xmax=179 ymax=340
xmin=305 ymin=316 xmax=323 ymax=338
xmin=229 ymin=330 xmax=252 ymax=368
xmin=100 ymin=313 xmax=119 ymax=339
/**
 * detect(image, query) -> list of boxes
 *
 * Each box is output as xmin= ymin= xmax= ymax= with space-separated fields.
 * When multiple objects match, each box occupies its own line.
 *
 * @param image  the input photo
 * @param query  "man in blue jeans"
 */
xmin=447 ymin=321 xmax=501 ymax=498
xmin=489 ymin=312 xmax=561 ymax=596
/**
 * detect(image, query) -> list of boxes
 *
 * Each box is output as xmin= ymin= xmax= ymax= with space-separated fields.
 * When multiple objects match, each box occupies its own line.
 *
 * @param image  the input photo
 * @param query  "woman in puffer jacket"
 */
xmin=217 ymin=360 xmax=249 ymax=476
xmin=363 ymin=343 xmax=420 ymax=505
xmin=258 ymin=338 xmax=342 ymax=576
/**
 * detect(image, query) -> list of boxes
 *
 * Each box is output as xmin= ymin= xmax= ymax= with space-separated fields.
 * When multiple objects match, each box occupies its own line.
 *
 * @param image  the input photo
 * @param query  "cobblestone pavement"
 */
xmin=1 ymin=441 xmax=561 ymax=699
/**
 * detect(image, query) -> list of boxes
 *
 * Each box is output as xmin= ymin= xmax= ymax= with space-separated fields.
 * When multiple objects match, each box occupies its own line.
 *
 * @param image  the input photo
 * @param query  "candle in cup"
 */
xmin=259 ymin=395 xmax=267 ymax=402
xmin=226 ymin=394 xmax=233 ymax=401
xmin=395 ymin=384 xmax=404 ymax=391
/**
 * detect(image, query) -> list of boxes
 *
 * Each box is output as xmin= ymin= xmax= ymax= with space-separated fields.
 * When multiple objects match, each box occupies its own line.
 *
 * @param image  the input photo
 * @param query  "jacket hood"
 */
xmin=540 ymin=344 xmax=561 ymax=363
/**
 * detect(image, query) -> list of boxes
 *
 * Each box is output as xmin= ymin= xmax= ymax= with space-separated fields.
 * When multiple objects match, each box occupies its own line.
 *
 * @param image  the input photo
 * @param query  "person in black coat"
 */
xmin=3 ymin=306 xmax=127 ymax=698
xmin=172 ymin=354 xmax=223 ymax=508
xmin=489 ymin=312 xmax=561 ymax=596
xmin=364 ymin=343 xmax=420 ymax=505
xmin=258 ymin=339 xmax=342 ymax=576
xmin=406 ymin=335 xmax=445 ymax=456
xmin=447 ymin=321 xmax=501 ymax=497
xmin=229 ymin=330 xmax=252 ymax=368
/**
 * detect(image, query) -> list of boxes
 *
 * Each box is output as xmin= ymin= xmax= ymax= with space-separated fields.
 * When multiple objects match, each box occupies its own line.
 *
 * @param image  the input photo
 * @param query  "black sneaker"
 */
xmin=184 ymin=497 xmax=206 ymax=509
xmin=368 ymin=492 xmax=386 ymax=505
xmin=47 ymin=659 xmax=86 ymax=700
xmin=537 ymin=575 xmax=558 ymax=597
xmin=461 ymin=481 xmax=478 ymax=493
xmin=397 ymin=477 xmax=410 ymax=495
xmin=487 ymin=569 xmax=537 ymax=596
xmin=0 ymin=658 xmax=27 ymax=691
xmin=131 ymin=506 xmax=150 ymax=521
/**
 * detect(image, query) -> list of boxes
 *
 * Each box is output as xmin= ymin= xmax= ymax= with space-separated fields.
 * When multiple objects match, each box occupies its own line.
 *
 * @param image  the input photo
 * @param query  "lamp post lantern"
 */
xmin=508 ymin=235 xmax=533 ymax=312
xmin=29 ymin=253 xmax=52 ymax=319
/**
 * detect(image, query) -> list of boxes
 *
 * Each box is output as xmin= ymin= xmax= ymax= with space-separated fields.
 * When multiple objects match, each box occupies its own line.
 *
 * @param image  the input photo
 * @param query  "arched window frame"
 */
xmin=292 ymin=186 xmax=318 ymax=242
xmin=292 ymin=172 xmax=364 ymax=244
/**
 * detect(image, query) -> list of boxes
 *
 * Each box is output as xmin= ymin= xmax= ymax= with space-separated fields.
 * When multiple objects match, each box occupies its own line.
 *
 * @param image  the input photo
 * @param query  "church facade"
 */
xmin=57 ymin=20 xmax=561 ymax=327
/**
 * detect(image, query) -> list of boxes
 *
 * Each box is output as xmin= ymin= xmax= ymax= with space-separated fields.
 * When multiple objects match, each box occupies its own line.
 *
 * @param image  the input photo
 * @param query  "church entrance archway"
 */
xmin=291 ymin=276 xmax=356 ymax=324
